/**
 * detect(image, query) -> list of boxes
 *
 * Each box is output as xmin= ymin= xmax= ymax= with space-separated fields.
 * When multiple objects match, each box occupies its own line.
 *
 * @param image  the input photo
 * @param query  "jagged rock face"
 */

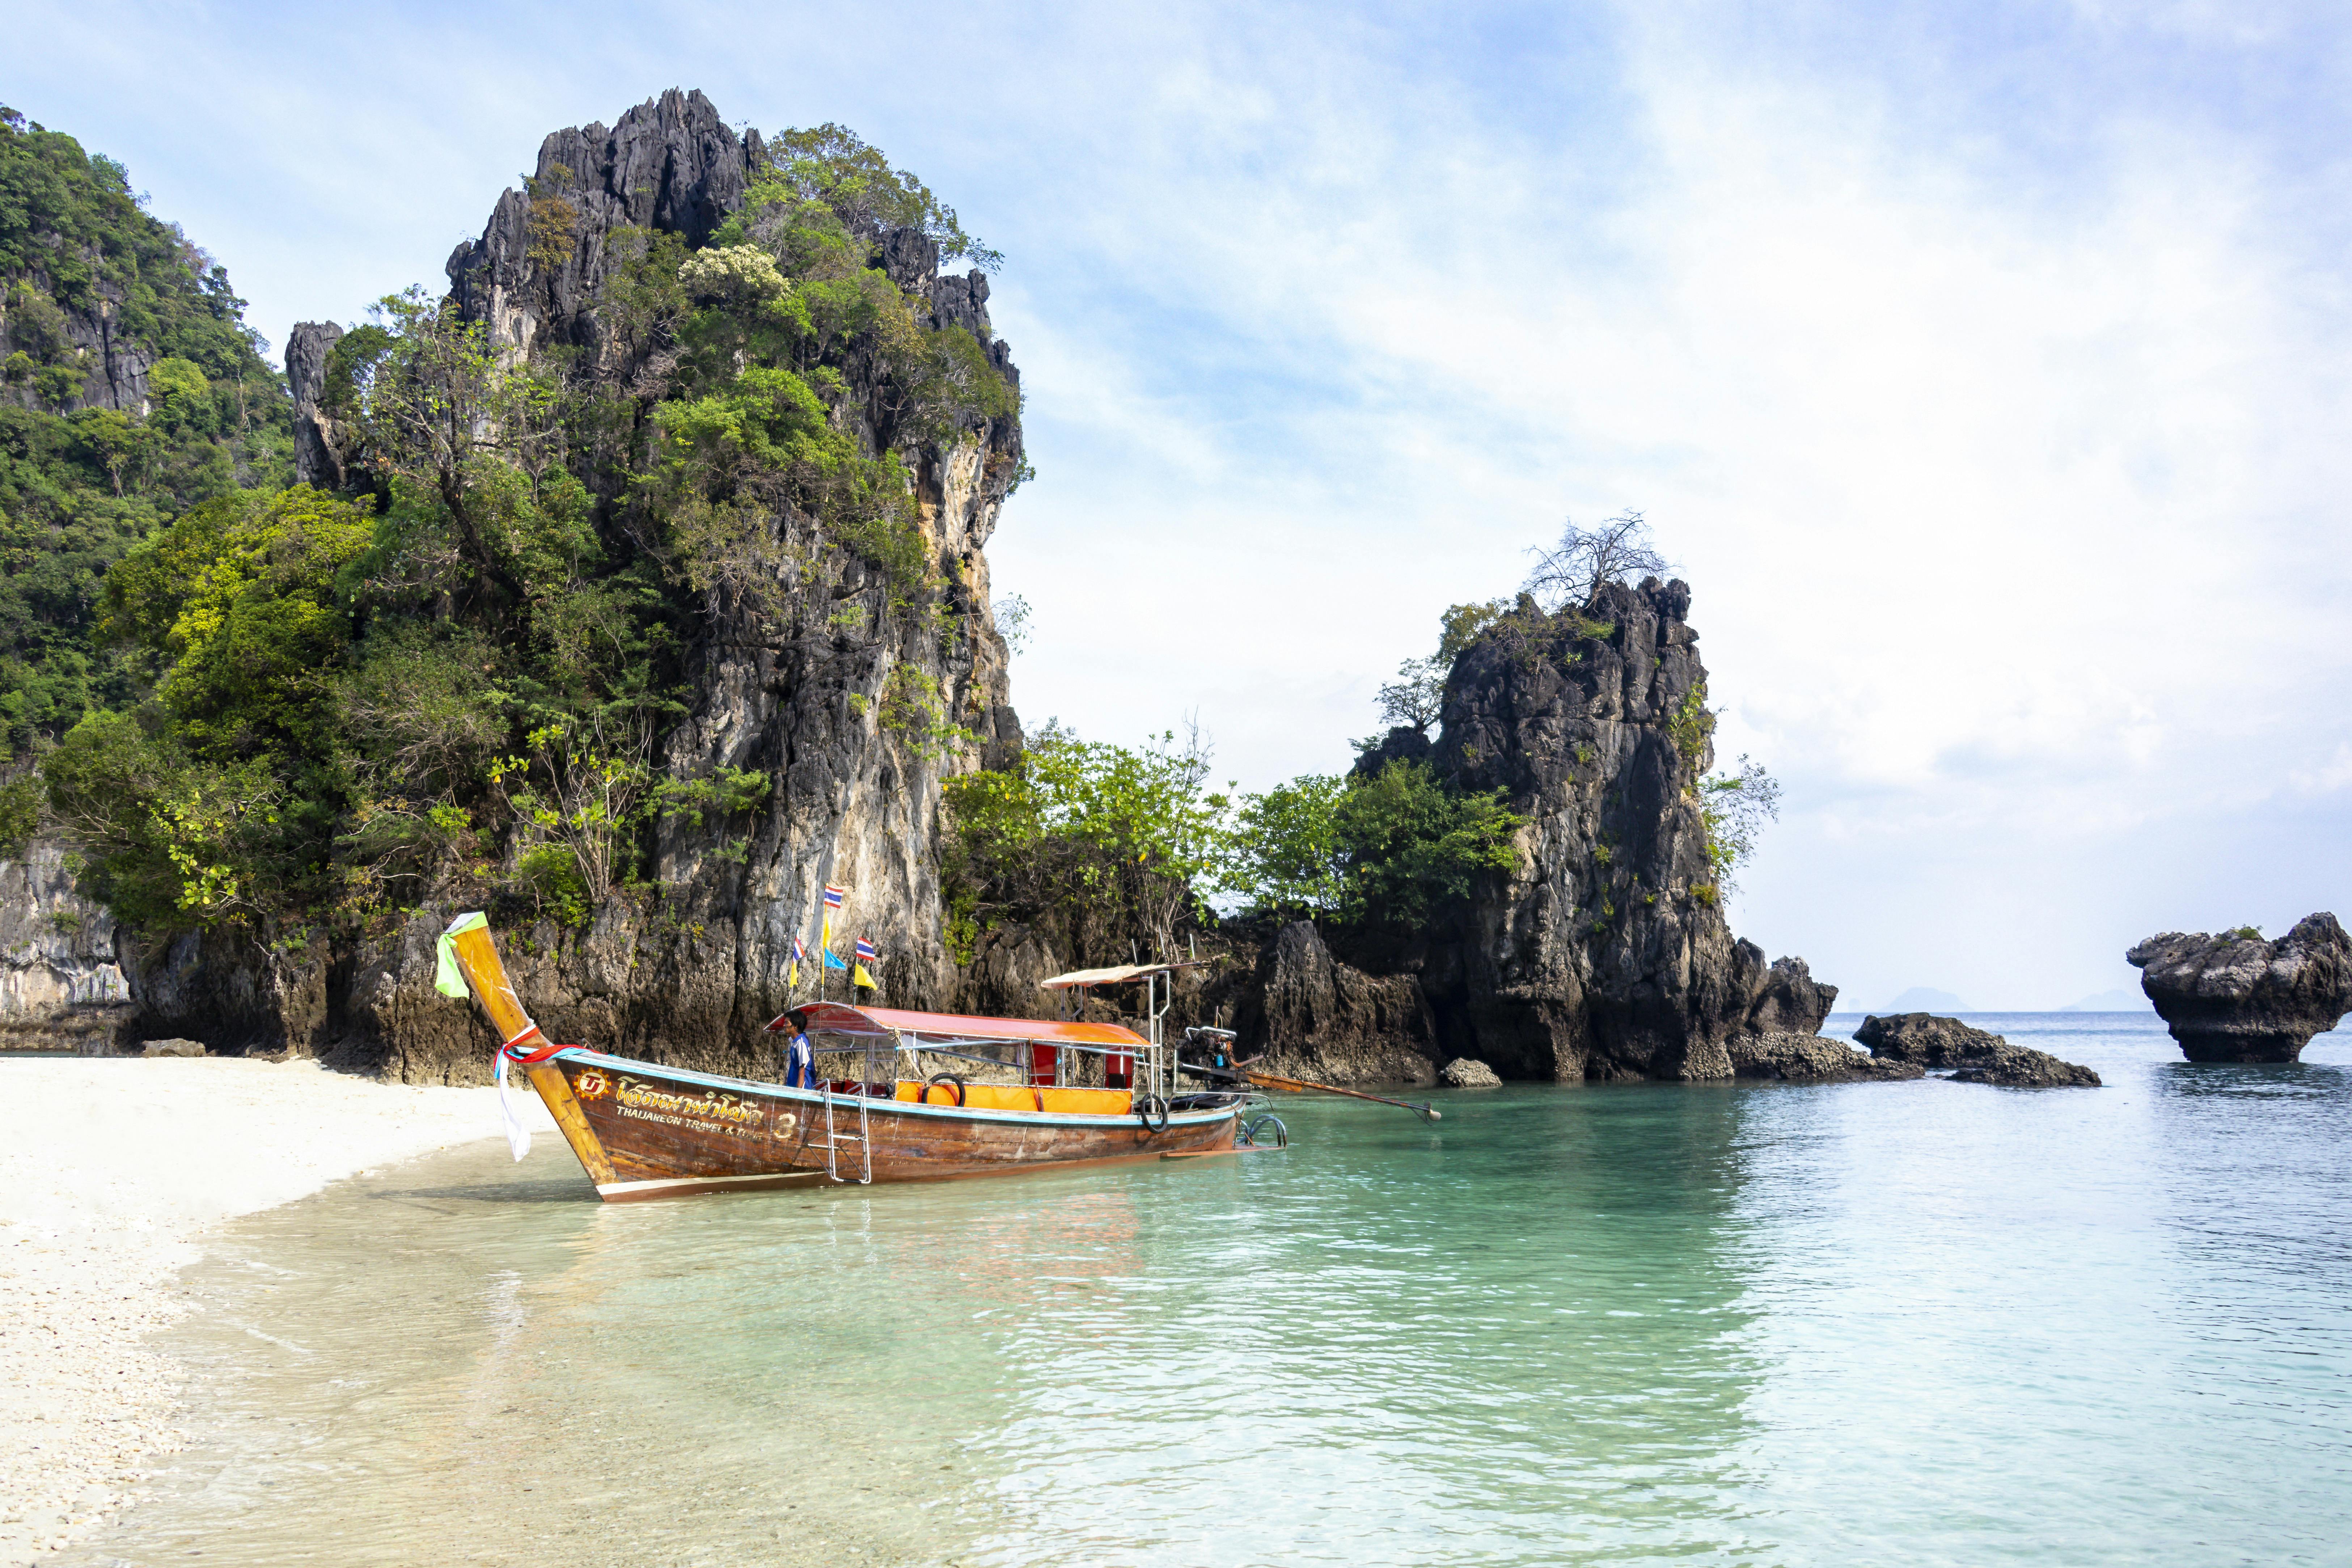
xmin=143 ymin=90 xmax=1032 ymax=1082
xmin=951 ymin=924 xmax=1067 ymax=1020
xmin=345 ymin=96 xmax=1016 ymax=1083
xmin=1729 ymin=1033 xmax=1922 ymax=1082
xmin=1421 ymin=580 xmax=1833 ymax=1081
xmin=1223 ymin=922 xmax=1438 ymax=1086
xmin=284 ymin=320 xmax=346 ymax=489
xmin=0 ymin=841 xmax=131 ymax=1050
xmin=444 ymin=88 xmax=766 ymax=363
xmin=1742 ymin=957 xmax=1837 ymax=1036
xmin=1855 ymin=1013 xmax=2101 ymax=1087
xmin=0 ymin=275 xmax=154 ymax=415
xmin=2127 ymin=914 xmax=2352 ymax=1064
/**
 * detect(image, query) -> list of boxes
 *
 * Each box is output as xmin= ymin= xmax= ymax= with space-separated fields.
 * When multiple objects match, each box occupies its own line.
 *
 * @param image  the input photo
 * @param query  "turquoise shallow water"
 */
xmin=83 ymin=1014 xmax=2352 ymax=1567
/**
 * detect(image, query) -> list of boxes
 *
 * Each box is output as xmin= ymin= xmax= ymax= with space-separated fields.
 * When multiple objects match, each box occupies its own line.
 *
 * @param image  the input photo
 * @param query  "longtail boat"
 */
xmin=437 ymin=914 xmax=1280 ymax=1200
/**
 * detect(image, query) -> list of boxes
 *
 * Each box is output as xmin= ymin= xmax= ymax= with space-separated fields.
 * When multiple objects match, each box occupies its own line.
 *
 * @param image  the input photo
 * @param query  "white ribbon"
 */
xmin=495 ymin=1051 xmax=532 ymax=1163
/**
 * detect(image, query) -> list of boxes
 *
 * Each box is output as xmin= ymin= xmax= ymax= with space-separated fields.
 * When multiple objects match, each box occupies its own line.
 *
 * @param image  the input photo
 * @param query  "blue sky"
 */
xmin=13 ymin=0 xmax=2351 ymax=1009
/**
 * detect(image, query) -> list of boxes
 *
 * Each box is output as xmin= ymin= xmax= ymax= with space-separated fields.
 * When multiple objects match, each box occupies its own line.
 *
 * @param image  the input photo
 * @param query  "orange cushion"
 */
xmin=893 ymin=1081 xmax=1132 ymax=1116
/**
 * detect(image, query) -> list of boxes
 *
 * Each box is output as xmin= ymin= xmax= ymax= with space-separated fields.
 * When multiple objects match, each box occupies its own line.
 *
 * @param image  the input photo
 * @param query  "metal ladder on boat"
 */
xmin=820 ymin=1086 xmax=872 ymax=1184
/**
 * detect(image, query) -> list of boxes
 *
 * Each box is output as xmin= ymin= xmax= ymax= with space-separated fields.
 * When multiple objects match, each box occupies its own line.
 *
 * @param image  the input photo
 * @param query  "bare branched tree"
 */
xmin=1523 ymin=511 xmax=1670 ymax=611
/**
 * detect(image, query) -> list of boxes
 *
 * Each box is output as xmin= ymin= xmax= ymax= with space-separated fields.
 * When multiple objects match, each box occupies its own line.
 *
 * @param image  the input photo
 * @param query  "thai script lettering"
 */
xmin=614 ymin=1077 xmax=766 ymax=1126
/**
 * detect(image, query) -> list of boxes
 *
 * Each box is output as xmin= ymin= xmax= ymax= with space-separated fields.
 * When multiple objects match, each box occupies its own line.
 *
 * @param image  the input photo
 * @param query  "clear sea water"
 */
xmin=79 ymin=1014 xmax=2352 ymax=1567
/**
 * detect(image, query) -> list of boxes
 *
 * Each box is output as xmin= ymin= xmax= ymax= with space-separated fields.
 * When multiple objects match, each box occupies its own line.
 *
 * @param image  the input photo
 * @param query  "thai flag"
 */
xmin=792 ymin=935 xmax=807 ymax=963
xmin=855 ymin=937 xmax=877 ymax=963
xmin=823 ymin=884 xmax=846 ymax=909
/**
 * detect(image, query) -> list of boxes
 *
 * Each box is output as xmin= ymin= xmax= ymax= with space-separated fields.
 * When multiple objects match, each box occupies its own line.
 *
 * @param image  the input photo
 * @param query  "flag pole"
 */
xmin=800 ymin=841 xmax=836 ymax=1007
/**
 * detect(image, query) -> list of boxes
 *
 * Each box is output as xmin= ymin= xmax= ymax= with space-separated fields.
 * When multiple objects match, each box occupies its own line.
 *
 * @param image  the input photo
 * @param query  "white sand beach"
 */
xmin=0 ymin=1057 xmax=553 ymax=1562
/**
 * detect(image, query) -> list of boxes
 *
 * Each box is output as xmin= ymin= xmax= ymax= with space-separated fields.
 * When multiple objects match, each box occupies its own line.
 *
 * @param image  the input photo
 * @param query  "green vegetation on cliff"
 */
xmin=1 ymin=105 xmax=292 ymax=753
xmin=31 ymin=116 xmax=1016 ymax=957
xmin=940 ymin=725 xmax=1526 ymax=965
xmin=1224 ymin=761 xmax=1522 ymax=929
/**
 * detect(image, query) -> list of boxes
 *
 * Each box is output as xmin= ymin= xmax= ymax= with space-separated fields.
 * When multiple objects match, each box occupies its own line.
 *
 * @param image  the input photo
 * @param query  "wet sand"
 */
xmin=0 ymin=1057 xmax=549 ymax=1562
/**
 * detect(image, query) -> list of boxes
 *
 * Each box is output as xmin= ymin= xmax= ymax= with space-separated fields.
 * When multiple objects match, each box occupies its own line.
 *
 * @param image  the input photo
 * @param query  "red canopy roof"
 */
xmin=766 ymin=1000 xmax=1147 ymax=1047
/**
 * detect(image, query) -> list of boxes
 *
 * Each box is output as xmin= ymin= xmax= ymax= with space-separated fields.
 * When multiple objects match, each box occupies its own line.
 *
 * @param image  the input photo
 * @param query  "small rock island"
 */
xmin=2126 ymin=913 xmax=2352 ymax=1063
xmin=1854 ymin=1014 xmax=2101 ymax=1086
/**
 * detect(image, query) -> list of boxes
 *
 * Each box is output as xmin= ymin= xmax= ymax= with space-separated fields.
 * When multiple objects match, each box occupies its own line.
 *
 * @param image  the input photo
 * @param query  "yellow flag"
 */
xmin=853 ymin=963 xmax=876 ymax=990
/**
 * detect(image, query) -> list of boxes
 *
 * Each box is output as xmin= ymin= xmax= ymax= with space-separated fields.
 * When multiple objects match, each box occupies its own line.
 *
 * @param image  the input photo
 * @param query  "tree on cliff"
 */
xmin=1523 ymin=511 xmax=1668 ymax=610
xmin=765 ymin=123 xmax=1000 ymax=270
xmin=940 ymin=724 xmax=1231 ymax=964
xmin=1697 ymin=755 xmax=1781 ymax=894
xmin=1222 ymin=761 xmax=1522 ymax=928
xmin=1375 ymin=656 xmax=1444 ymax=732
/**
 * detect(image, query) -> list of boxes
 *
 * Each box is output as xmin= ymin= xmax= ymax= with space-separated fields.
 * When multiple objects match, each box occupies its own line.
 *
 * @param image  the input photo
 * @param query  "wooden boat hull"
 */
xmin=520 ymin=1049 xmax=1240 ymax=1201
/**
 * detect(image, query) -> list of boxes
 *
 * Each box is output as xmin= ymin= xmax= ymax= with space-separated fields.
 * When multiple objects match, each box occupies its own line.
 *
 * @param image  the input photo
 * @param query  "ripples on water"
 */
xmin=81 ymin=1016 xmax=2352 ymax=1567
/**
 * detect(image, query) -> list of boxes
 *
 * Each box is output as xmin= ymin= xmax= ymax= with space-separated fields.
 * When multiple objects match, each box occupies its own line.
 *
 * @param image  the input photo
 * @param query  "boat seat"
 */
xmin=893 ymin=1081 xmax=1133 ymax=1116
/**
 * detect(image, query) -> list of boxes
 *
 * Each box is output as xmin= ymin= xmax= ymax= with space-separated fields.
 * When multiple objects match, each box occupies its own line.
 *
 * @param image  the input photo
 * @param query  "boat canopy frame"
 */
xmin=764 ymin=958 xmax=1227 ymax=1106
xmin=764 ymin=1000 xmax=1165 ymax=1100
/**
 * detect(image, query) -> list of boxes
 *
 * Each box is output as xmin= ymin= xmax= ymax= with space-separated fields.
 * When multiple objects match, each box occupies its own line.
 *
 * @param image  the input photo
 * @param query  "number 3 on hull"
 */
xmin=436 ymin=913 xmax=1263 ymax=1201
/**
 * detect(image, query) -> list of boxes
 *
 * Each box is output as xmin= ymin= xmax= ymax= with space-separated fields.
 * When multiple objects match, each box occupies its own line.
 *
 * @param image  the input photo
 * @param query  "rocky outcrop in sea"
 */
xmin=2126 ymin=913 xmax=2352 ymax=1063
xmin=1728 ymin=1032 xmax=1923 ymax=1082
xmin=1854 ymin=1013 xmax=2101 ymax=1087
xmin=1374 ymin=580 xmax=1836 ymax=1082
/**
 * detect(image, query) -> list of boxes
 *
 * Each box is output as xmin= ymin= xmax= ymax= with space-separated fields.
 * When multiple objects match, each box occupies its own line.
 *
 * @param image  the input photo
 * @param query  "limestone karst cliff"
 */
xmin=1423 ymin=580 xmax=1833 ymax=1079
xmin=107 ymin=90 xmax=1027 ymax=1077
xmin=0 ymin=842 xmax=130 ymax=1049
xmin=1206 ymin=580 xmax=1836 ymax=1084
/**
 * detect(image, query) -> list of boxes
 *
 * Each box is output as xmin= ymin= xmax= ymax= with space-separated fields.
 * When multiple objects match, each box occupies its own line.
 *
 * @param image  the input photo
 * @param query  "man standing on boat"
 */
xmin=783 ymin=1028 xmax=816 ymax=1089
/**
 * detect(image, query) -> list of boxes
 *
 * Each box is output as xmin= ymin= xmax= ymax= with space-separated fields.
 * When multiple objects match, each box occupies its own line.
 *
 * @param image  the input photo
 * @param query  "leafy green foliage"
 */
xmin=879 ymin=663 xmax=963 ymax=759
xmin=0 ymin=773 xmax=39 ymax=857
xmin=1665 ymin=681 xmax=1715 ymax=766
xmin=0 ymin=108 xmax=292 ymax=755
xmin=1225 ymin=761 xmax=1523 ymax=927
xmin=41 ymin=487 xmax=372 ymax=926
xmin=0 ymin=107 xmax=278 ymax=382
xmin=942 ymin=725 xmax=1230 ymax=963
xmin=1225 ymin=774 xmax=1347 ymax=914
xmin=42 ymin=706 xmax=285 ymax=928
xmin=1438 ymin=599 xmax=1509 ymax=663
xmin=1697 ymin=754 xmax=1779 ymax=893
xmin=516 ymin=842 xmax=592 ymax=927
xmin=1376 ymin=657 xmax=1445 ymax=732
xmin=653 ymin=766 xmax=771 ymax=830
xmin=639 ymin=134 xmax=1021 ymax=605
xmin=761 ymin=123 xmax=1002 ymax=270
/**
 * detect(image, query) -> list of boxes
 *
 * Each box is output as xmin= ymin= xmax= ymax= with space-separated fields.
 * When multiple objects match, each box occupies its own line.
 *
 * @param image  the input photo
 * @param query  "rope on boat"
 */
xmin=1243 ymin=1069 xmax=1442 ymax=1122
